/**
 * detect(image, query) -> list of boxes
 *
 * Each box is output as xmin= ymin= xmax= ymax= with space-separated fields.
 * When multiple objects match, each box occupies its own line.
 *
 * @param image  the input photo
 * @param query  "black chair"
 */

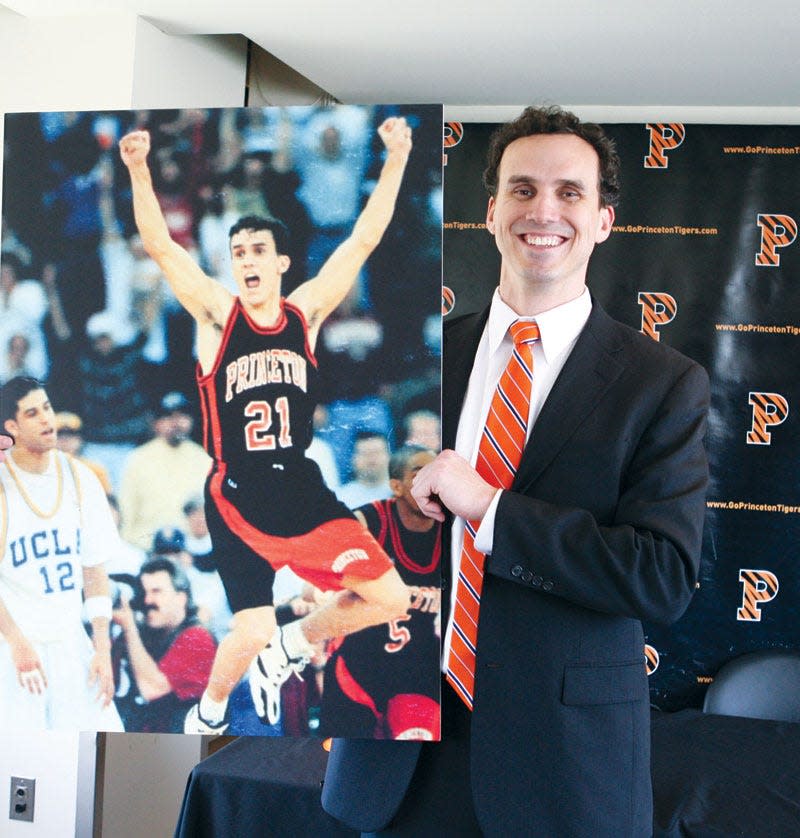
xmin=702 ymin=647 xmax=800 ymax=722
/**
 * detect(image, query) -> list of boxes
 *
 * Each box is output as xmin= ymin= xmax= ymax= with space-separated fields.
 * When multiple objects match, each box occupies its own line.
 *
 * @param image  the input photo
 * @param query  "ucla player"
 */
xmin=120 ymin=115 xmax=414 ymax=734
xmin=0 ymin=377 xmax=123 ymax=731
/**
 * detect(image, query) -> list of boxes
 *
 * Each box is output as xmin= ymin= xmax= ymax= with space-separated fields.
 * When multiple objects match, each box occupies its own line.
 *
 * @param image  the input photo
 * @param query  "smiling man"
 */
xmin=0 ymin=376 xmax=123 ymax=732
xmin=119 ymin=116 xmax=414 ymax=735
xmin=323 ymin=106 xmax=710 ymax=836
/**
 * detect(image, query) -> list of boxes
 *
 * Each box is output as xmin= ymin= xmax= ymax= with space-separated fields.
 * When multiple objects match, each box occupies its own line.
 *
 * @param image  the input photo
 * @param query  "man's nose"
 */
xmin=525 ymin=191 xmax=559 ymax=223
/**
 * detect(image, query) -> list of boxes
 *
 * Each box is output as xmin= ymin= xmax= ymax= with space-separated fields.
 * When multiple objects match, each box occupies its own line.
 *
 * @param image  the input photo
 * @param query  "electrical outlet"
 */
xmin=9 ymin=777 xmax=35 ymax=823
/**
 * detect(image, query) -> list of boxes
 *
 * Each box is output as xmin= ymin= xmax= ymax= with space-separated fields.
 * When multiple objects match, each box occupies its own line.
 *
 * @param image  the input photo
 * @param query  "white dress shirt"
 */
xmin=443 ymin=287 xmax=593 ymax=670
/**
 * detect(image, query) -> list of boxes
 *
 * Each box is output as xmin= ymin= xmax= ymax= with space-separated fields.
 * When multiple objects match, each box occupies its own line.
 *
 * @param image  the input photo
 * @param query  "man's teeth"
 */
xmin=524 ymin=234 xmax=561 ymax=246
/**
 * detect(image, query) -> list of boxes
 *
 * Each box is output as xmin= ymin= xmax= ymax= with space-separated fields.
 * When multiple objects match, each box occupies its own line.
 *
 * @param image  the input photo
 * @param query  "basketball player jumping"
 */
xmin=0 ymin=376 xmax=123 ymax=732
xmin=119 ymin=116 xmax=414 ymax=734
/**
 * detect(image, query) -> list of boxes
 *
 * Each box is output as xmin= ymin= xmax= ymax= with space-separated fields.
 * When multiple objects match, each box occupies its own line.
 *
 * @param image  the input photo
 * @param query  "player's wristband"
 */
xmin=84 ymin=595 xmax=113 ymax=621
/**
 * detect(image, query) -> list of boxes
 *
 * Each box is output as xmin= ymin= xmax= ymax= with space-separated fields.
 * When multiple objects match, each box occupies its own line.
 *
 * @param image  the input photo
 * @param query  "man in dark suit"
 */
xmin=322 ymin=106 xmax=710 ymax=837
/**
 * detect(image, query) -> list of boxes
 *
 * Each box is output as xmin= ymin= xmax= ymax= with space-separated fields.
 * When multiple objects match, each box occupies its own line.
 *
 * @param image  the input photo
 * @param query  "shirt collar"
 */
xmin=486 ymin=286 xmax=592 ymax=364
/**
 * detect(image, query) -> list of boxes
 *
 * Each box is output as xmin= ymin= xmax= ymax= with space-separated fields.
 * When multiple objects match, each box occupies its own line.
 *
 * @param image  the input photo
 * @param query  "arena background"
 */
xmin=442 ymin=120 xmax=800 ymax=711
xmin=0 ymin=104 xmax=443 ymax=736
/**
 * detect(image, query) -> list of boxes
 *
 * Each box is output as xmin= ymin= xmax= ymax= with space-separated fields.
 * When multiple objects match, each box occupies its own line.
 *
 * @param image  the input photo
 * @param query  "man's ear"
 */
xmin=486 ymin=197 xmax=496 ymax=236
xmin=3 ymin=418 xmax=17 ymax=439
xmin=596 ymin=205 xmax=615 ymax=244
xmin=278 ymin=254 xmax=291 ymax=275
xmin=389 ymin=478 xmax=403 ymax=499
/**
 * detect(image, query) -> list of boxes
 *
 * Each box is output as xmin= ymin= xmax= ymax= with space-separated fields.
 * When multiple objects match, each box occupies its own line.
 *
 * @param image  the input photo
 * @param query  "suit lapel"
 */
xmin=442 ymin=307 xmax=489 ymax=451
xmin=441 ymin=301 xmax=630 ymax=492
xmin=512 ymin=301 xmax=628 ymax=492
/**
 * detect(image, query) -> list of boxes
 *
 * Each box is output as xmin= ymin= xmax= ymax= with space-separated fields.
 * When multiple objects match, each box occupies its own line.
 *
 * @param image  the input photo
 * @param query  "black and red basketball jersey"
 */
xmin=197 ymin=298 xmax=319 ymax=475
xmin=319 ymin=498 xmax=441 ymax=738
xmin=359 ymin=499 xmax=441 ymax=587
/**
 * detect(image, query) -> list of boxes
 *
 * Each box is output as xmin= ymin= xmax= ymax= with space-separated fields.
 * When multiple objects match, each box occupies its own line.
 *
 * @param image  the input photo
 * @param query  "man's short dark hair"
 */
xmin=228 ymin=215 xmax=290 ymax=256
xmin=482 ymin=106 xmax=621 ymax=208
xmin=139 ymin=556 xmax=197 ymax=617
xmin=389 ymin=444 xmax=430 ymax=481
xmin=0 ymin=376 xmax=45 ymax=425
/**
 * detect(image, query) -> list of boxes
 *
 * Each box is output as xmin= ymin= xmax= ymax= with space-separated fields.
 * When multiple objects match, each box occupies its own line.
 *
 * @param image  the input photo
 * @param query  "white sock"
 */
xmin=281 ymin=620 xmax=314 ymax=659
xmin=199 ymin=691 xmax=228 ymax=725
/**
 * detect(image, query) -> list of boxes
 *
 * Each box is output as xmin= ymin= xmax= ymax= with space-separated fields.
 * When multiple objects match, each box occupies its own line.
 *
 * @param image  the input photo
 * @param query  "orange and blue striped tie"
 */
xmin=446 ymin=320 xmax=540 ymax=709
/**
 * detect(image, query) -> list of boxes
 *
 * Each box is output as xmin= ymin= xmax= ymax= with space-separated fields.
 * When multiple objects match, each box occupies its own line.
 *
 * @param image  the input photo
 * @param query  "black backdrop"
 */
xmin=442 ymin=120 xmax=800 ymax=711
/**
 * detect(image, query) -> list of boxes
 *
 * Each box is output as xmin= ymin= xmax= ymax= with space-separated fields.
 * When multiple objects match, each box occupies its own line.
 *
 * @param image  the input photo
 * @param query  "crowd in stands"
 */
xmin=3 ymin=105 xmax=441 ymax=734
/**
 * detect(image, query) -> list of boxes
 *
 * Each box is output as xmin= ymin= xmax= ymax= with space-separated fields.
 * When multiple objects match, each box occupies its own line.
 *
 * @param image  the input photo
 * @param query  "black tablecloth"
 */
xmin=652 ymin=709 xmax=800 ymax=837
xmin=175 ymin=712 xmax=800 ymax=837
xmin=174 ymin=737 xmax=356 ymax=837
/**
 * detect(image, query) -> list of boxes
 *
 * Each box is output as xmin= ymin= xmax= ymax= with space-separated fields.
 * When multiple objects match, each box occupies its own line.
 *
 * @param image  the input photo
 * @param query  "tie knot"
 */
xmin=509 ymin=320 xmax=540 ymax=347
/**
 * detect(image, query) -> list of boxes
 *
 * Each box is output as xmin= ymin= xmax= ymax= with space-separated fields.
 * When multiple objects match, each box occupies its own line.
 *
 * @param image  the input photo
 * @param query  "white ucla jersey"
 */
xmin=0 ymin=451 xmax=117 ymax=642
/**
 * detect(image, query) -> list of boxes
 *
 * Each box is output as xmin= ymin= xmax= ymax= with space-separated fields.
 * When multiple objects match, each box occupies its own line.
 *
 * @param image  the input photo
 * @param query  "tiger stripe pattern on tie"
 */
xmin=447 ymin=320 xmax=539 ymax=709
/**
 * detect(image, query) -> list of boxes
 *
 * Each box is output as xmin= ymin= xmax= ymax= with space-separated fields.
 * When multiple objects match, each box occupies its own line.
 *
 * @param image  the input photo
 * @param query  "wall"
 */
xmin=0 ymin=12 xmax=246 ymax=836
xmin=98 ymin=734 xmax=206 ymax=838
xmin=0 ymin=730 xmax=83 ymax=836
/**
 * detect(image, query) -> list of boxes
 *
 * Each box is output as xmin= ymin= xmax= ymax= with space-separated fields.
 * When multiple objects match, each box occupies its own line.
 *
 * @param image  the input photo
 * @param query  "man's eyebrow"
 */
xmin=505 ymin=175 xmax=589 ymax=192
xmin=558 ymin=178 xmax=589 ymax=192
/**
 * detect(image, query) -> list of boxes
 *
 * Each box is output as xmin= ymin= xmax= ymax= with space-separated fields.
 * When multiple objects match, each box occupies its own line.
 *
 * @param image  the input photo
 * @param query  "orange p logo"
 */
xmin=644 ymin=644 xmax=660 ymax=676
xmin=643 ymin=123 xmax=686 ymax=169
xmin=442 ymin=285 xmax=455 ymax=316
xmin=755 ymin=214 xmax=797 ymax=267
xmin=638 ymin=292 xmax=677 ymax=342
xmin=442 ymin=121 xmax=463 ymax=166
xmin=737 ymin=569 xmax=779 ymax=621
xmin=747 ymin=392 xmax=789 ymax=445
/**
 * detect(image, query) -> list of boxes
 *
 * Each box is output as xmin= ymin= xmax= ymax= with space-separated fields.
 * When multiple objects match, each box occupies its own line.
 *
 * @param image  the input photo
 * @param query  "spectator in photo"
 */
xmin=182 ymin=495 xmax=215 ymax=572
xmin=403 ymin=409 xmax=441 ymax=452
xmin=54 ymin=410 xmax=112 ymax=495
xmin=118 ymin=391 xmax=211 ymax=550
xmin=78 ymin=310 xmax=151 ymax=490
xmin=151 ymin=526 xmax=232 ymax=642
xmin=0 ymin=252 xmax=49 ymax=382
xmin=111 ymin=556 xmax=216 ymax=733
xmin=336 ymin=430 xmax=392 ymax=509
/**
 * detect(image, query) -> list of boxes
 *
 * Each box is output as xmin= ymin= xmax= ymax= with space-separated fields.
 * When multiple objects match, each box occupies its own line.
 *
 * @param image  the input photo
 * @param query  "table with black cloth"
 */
xmin=174 ymin=737 xmax=356 ymax=837
xmin=175 ymin=711 xmax=800 ymax=837
xmin=652 ymin=709 xmax=800 ymax=837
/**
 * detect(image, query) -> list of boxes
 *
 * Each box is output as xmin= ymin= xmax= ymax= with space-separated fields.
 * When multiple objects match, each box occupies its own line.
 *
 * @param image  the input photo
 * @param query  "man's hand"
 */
xmin=119 ymin=130 xmax=151 ymax=169
xmin=411 ymin=449 xmax=498 ymax=523
xmin=0 ymin=434 xmax=12 ymax=464
xmin=112 ymin=596 xmax=137 ymax=635
xmin=11 ymin=634 xmax=47 ymax=695
xmin=377 ymin=117 xmax=412 ymax=157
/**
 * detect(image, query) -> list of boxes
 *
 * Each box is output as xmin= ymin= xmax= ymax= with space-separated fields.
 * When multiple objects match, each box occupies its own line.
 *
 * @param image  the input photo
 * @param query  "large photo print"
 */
xmin=0 ymin=104 xmax=443 ymax=738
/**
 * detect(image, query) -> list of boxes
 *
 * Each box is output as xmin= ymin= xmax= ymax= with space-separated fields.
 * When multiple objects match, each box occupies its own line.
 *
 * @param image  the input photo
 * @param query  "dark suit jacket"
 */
xmin=322 ymin=300 xmax=710 ymax=837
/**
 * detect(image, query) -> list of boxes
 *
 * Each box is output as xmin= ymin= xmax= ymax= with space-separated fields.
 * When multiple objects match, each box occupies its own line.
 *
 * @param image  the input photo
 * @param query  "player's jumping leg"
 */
xmin=248 ymin=568 xmax=410 ymax=724
xmin=185 ymin=604 xmax=277 ymax=734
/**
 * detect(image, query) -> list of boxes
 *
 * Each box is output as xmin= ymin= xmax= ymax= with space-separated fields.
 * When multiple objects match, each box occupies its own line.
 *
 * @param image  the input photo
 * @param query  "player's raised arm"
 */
xmin=288 ymin=117 xmax=412 ymax=345
xmin=119 ymin=130 xmax=232 ymax=326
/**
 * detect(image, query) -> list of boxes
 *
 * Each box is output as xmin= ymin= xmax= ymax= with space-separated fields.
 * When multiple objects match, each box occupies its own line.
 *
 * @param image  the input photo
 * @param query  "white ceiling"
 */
xmin=3 ymin=0 xmax=800 ymax=108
